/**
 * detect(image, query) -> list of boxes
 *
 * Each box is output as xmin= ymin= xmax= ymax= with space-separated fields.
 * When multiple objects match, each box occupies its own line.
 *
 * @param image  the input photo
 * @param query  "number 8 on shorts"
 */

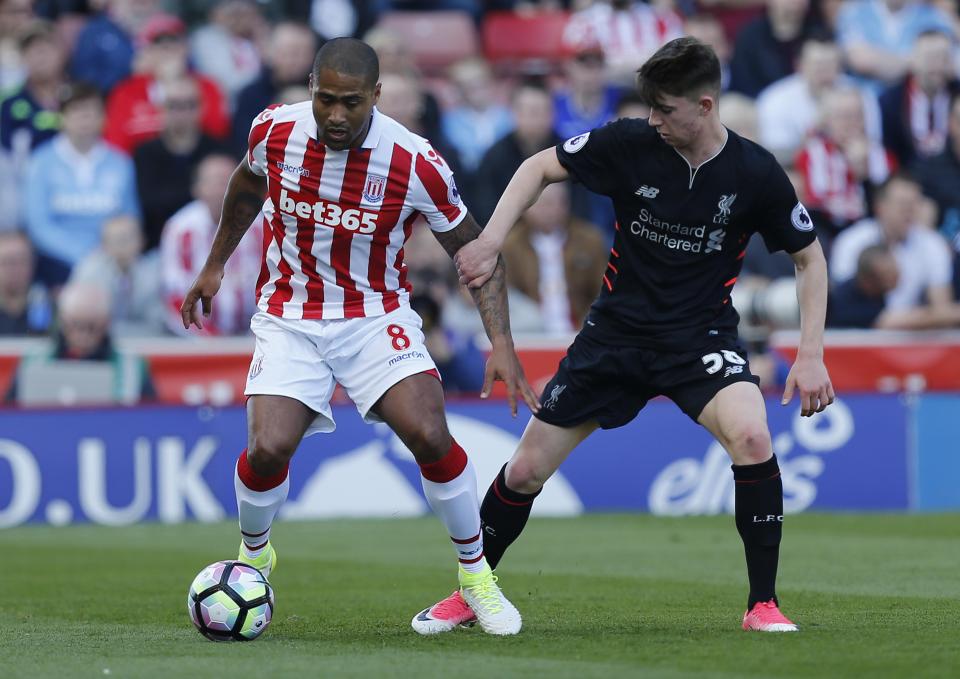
xmin=387 ymin=324 xmax=411 ymax=350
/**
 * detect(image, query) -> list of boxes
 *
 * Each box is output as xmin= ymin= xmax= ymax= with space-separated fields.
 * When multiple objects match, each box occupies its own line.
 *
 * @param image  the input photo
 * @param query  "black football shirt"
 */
xmin=556 ymin=118 xmax=816 ymax=350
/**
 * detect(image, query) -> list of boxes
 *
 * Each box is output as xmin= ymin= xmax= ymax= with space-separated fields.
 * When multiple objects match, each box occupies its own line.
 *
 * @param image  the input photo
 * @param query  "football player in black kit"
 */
xmin=410 ymin=37 xmax=834 ymax=635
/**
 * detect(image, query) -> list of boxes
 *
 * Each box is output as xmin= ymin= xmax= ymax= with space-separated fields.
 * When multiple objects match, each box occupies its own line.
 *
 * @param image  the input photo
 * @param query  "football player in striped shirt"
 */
xmin=180 ymin=38 xmax=540 ymax=636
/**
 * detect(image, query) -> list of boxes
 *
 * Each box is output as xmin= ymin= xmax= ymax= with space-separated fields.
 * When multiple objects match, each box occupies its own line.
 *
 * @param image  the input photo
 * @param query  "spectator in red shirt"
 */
xmin=794 ymin=86 xmax=897 ymax=239
xmin=160 ymin=153 xmax=261 ymax=336
xmin=562 ymin=0 xmax=684 ymax=86
xmin=103 ymin=13 xmax=230 ymax=154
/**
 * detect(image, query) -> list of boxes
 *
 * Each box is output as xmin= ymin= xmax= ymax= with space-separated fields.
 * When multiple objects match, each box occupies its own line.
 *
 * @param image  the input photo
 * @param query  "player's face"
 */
xmin=0 ymin=235 xmax=33 ymax=291
xmin=310 ymin=68 xmax=381 ymax=151
xmin=646 ymin=93 xmax=709 ymax=149
xmin=877 ymin=180 xmax=920 ymax=240
xmin=61 ymin=98 xmax=105 ymax=144
xmin=912 ymin=35 xmax=953 ymax=93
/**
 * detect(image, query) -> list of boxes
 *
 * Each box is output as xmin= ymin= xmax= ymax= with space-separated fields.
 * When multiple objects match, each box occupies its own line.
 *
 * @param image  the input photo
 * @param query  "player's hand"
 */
xmin=781 ymin=356 xmax=835 ymax=417
xmin=180 ymin=266 xmax=224 ymax=330
xmin=482 ymin=339 xmax=541 ymax=417
xmin=454 ymin=236 xmax=499 ymax=289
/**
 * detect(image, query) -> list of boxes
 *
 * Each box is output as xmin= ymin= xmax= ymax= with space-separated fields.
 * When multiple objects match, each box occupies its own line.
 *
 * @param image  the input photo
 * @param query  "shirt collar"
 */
xmin=361 ymin=107 xmax=384 ymax=149
xmin=54 ymin=135 xmax=106 ymax=163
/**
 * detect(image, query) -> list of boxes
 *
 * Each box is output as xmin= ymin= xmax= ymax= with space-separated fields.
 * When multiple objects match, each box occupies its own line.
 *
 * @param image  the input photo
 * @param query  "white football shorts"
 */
xmin=244 ymin=306 xmax=438 ymax=435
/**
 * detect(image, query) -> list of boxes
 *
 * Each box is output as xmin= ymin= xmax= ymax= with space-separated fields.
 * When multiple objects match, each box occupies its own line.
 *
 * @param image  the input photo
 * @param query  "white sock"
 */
xmin=420 ymin=457 xmax=487 ymax=574
xmin=235 ymin=454 xmax=289 ymax=558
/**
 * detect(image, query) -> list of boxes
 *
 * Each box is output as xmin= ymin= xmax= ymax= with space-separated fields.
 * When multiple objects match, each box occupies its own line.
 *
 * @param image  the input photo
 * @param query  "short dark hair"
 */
xmin=615 ymin=90 xmax=648 ymax=116
xmin=312 ymin=37 xmax=379 ymax=88
xmin=59 ymin=82 xmax=102 ymax=112
xmin=871 ymin=170 xmax=919 ymax=212
xmin=801 ymin=28 xmax=838 ymax=48
xmin=856 ymin=243 xmax=893 ymax=279
xmin=0 ymin=228 xmax=33 ymax=250
xmin=18 ymin=19 xmax=56 ymax=51
xmin=915 ymin=27 xmax=954 ymax=43
xmin=510 ymin=76 xmax=551 ymax=103
xmin=637 ymin=37 xmax=720 ymax=106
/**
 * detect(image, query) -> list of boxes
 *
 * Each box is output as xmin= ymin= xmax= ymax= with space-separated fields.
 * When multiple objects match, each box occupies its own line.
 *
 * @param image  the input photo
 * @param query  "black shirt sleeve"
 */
xmin=555 ymin=119 xmax=628 ymax=197
xmin=753 ymin=158 xmax=818 ymax=254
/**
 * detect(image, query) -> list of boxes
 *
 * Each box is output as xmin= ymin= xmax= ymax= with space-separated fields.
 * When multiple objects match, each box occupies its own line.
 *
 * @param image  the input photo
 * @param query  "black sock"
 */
xmin=479 ymin=464 xmax=540 ymax=569
xmin=732 ymin=454 xmax=783 ymax=610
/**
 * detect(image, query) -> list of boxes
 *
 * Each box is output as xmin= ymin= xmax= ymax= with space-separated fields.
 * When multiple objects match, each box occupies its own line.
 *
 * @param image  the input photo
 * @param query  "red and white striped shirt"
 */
xmin=794 ymin=133 xmax=896 ymax=226
xmin=562 ymin=2 xmax=683 ymax=71
xmin=161 ymin=199 xmax=263 ymax=336
xmin=247 ymin=103 xmax=467 ymax=320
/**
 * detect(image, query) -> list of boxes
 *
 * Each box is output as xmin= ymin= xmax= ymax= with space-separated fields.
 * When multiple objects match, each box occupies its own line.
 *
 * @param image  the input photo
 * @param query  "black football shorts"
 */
xmin=536 ymin=332 xmax=761 ymax=429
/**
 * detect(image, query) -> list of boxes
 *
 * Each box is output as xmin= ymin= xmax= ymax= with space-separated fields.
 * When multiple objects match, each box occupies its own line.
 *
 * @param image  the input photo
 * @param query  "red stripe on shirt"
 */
xmin=263 ymin=120 xmax=297 ymax=316
xmin=295 ymin=140 xmax=327 ymax=315
xmin=254 ymin=214 xmax=271 ymax=304
xmin=369 ymin=143 xmax=413 ymax=313
xmin=246 ymin=104 xmax=281 ymax=166
xmin=331 ymin=148 xmax=372 ymax=317
xmin=178 ymin=230 xmax=193 ymax=271
xmin=414 ymin=153 xmax=460 ymax=222
xmin=394 ymin=212 xmax=418 ymax=297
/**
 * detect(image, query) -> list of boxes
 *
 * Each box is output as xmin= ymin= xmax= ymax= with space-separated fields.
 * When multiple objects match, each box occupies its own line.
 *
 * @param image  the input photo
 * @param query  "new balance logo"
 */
xmin=635 ymin=185 xmax=659 ymax=198
xmin=752 ymin=515 xmax=784 ymax=522
xmin=723 ymin=365 xmax=744 ymax=378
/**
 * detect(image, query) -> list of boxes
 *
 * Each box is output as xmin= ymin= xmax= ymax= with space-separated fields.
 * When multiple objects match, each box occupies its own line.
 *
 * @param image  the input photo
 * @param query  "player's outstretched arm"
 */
xmin=180 ymin=159 xmax=266 ymax=330
xmin=456 ymin=148 xmax=569 ymax=289
xmin=434 ymin=213 xmax=540 ymax=416
xmin=782 ymin=239 xmax=835 ymax=417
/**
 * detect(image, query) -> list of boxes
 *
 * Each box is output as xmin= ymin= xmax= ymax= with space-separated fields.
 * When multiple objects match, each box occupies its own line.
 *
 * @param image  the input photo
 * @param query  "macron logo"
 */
xmin=276 ymin=161 xmax=310 ymax=177
xmin=636 ymin=185 xmax=659 ymax=199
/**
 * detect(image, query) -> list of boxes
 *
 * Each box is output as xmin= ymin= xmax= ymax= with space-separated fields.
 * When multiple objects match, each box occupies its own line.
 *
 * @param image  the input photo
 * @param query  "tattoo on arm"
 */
xmin=468 ymin=255 xmax=511 ymax=339
xmin=433 ymin=213 xmax=512 ymax=341
xmin=432 ymin=213 xmax=481 ymax=256
xmin=206 ymin=167 xmax=266 ymax=268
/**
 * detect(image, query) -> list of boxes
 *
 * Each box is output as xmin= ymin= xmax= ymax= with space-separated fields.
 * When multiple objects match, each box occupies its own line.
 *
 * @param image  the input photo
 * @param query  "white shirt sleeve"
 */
xmin=921 ymin=231 xmax=953 ymax=287
xmin=830 ymin=221 xmax=881 ymax=283
xmin=757 ymin=82 xmax=801 ymax=155
xmin=247 ymin=106 xmax=280 ymax=177
xmin=408 ymin=142 xmax=468 ymax=233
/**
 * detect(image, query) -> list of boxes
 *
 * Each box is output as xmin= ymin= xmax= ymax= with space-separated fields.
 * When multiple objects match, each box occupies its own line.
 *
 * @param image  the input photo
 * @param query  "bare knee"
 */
xmin=725 ymin=422 xmax=773 ymax=466
xmin=504 ymin=455 xmax=550 ymax=495
xmin=248 ymin=431 xmax=299 ymax=476
xmin=402 ymin=419 xmax=452 ymax=465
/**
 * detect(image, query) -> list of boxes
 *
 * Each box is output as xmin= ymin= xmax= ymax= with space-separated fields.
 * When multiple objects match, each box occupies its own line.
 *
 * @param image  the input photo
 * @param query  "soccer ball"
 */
xmin=187 ymin=561 xmax=275 ymax=641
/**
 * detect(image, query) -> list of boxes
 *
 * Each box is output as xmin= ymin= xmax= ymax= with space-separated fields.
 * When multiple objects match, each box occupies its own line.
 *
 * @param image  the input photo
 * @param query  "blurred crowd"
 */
xmin=1 ymin=0 xmax=959 ymax=402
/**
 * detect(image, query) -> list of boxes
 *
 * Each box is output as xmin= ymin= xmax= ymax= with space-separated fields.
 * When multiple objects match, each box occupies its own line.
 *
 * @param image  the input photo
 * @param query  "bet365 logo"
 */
xmin=278 ymin=188 xmax=379 ymax=233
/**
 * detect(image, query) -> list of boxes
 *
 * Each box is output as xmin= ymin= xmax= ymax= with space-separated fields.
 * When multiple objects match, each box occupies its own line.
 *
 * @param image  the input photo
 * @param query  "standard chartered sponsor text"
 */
xmin=630 ymin=208 xmax=708 ymax=252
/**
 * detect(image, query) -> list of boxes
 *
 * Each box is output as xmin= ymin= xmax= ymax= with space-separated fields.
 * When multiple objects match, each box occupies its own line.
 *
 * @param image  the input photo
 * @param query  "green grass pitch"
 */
xmin=3 ymin=514 xmax=958 ymax=678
